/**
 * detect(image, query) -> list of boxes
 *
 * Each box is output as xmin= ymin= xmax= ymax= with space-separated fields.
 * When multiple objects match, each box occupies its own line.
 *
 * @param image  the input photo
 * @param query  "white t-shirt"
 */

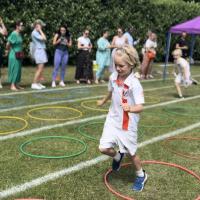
xmin=176 ymin=57 xmax=191 ymax=79
xmin=77 ymin=36 xmax=91 ymax=50
xmin=105 ymin=72 xmax=144 ymax=132
xmin=145 ymin=39 xmax=157 ymax=49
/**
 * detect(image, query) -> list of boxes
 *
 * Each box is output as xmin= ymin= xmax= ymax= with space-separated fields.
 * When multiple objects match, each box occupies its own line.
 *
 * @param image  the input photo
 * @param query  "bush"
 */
xmin=1 ymin=0 xmax=200 ymax=64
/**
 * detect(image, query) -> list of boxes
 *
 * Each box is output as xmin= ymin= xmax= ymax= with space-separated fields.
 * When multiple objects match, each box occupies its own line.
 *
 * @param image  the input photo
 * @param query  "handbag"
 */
xmin=15 ymin=51 xmax=25 ymax=59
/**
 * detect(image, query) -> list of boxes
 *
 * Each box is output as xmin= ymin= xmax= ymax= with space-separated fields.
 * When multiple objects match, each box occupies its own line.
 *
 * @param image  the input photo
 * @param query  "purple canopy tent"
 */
xmin=163 ymin=16 xmax=200 ymax=79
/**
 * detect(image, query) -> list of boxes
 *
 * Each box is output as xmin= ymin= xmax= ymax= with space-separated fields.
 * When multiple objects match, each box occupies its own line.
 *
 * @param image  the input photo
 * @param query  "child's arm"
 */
xmin=97 ymin=92 xmax=112 ymax=106
xmin=121 ymin=103 xmax=143 ymax=113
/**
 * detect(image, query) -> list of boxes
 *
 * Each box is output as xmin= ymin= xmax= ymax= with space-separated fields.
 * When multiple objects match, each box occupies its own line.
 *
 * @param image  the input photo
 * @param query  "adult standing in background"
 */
xmin=31 ymin=19 xmax=47 ymax=90
xmin=0 ymin=17 xmax=7 ymax=89
xmin=124 ymin=27 xmax=140 ymax=46
xmin=110 ymin=27 xmax=128 ymax=72
xmin=52 ymin=24 xmax=72 ymax=88
xmin=141 ymin=32 xmax=157 ymax=79
xmin=6 ymin=21 xmax=24 ymax=91
xmin=95 ymin=29 xmax=111 ymax=84
xmin=75 ymin=29 xmax=93 ymax=84
xmin=175 ymin=32 xmax=189 ymax=59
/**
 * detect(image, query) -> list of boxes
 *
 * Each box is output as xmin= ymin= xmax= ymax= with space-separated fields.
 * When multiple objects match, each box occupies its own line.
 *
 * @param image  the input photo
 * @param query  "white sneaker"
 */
xmin=38 ymin=83 xmax=46 ymax=89
xmin=52 ymin=81 xmax=56 ymax=88
xmin=59 ymin=81 xmax=65 ymax=87
xmin=31 ymin=83 xmax=42 ymax=90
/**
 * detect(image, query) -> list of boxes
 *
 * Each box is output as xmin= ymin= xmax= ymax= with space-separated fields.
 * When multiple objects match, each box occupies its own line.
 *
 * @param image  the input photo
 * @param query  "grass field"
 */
xmin=0 ymin=63 xmax=200 ymax=200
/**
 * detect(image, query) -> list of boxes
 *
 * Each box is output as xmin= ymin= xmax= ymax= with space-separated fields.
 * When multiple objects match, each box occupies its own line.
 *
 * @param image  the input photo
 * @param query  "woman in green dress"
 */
xmin=6 ymin=21 xmax=24 ymax=91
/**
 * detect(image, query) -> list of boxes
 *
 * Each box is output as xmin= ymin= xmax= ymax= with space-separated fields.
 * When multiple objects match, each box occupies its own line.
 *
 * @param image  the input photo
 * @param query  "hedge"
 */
xmin=1 ymin=0 xmax=200 ymax=64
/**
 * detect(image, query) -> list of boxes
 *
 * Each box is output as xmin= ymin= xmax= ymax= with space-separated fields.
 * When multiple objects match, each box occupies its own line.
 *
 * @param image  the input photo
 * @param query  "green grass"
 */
xmin=0 ymin=63 xmax=200 ymax=200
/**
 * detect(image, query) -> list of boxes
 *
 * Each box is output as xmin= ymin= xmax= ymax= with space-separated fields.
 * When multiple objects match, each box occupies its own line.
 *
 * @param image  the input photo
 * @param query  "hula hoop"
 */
xmin=78 ymin=121 xmax=104 ymax=141
xmin=78 ymin=122 xmax=144 ymax=141
xmin=27 ymin=106 xmax=82 ymax=121
xmin=0 ymin=116 xmax=28 ymax=135
xmin=140 ymin=112 xmax=175 ymax=128
xmin=81 ymin=100 xmax=109 ymax=112
xmin=145 ymin=96 xmax=160 ymax=105
xmin=163 ymin=137 xmax=200 ymax=160
xmin=163 ymin=105 xmax=200 ymax=117
xmin=20 ymin=136 xmax=87 ymax=159
xmin=0 ymin=96 xmax=25 ymax=109
xmin=104 ymin=161 xmax=200 ymax=200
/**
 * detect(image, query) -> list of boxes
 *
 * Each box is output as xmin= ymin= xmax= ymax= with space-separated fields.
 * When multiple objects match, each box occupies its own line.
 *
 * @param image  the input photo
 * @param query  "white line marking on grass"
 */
xmin=0 ymin=115 xmax=107 ymax=141
xmin=0 ymin=74 xmax=199 ymax=97
xmin=0 ymin=85 xmax=173 ymax=113
xmin=0 ymin=93 xmax=200 ymax=142
xmin=1 ymin=120 xmax=200 ymax=199
xmin=0 ymin=95 xmax=104 ymax=113
xmin=0 ymin=84 xmax=107 ymax=97
xmin=0 ymin=75 xmax=180 ymax=97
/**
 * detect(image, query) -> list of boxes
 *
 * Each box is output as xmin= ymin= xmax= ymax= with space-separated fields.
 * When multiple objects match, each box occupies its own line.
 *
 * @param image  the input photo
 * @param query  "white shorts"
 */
xmin=175 ymin=74 xmax=192 ymax=87
xmin=99 ymin=122 xmax=138 ymax=156
xmin=34 ymin=48 xmax=48 ymax=64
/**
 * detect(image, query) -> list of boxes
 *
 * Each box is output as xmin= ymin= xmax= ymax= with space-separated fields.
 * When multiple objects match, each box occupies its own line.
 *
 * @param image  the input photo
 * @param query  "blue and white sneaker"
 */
xmin=112 ymin=152 xmax=124 ymax=171
xmin=132 ymin=170 xmax=148 ymax=192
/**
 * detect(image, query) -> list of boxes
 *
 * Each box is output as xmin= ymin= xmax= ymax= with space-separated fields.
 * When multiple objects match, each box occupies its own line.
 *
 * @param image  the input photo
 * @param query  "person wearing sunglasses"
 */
xmin=110 ymin=27 xmax=128 ymax=72
xmin=6 ymin=20 xmax=24 ymax=91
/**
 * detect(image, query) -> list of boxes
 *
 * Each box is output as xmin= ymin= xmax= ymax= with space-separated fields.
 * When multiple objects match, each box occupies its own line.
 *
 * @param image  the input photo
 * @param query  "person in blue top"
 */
xmin=31 ymin=19 xmax=47 ymax=90
xmin=124 ymin=27 xmax=140 ymax=46
xmin=95 ymin=30 xmax=111 ymax=84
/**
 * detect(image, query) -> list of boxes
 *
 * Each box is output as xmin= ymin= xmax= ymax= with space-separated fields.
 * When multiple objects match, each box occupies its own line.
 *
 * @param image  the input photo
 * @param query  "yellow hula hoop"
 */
xmin=27 ymin=106 xmax=83 ymax=121
xmin=145 ymin=95 xmax=161 ymax=104
xmin=0 ymin=116 xmax=28 ymax=135
xmin=81 ymin=100 xmax=109 ymax=112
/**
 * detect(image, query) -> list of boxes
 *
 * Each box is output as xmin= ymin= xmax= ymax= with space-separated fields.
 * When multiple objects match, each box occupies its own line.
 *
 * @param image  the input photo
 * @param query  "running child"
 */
xmin=97 ymin=45 xmax=147 ymax=192
xmin=172 ymin=49 xmax=198 ymax=98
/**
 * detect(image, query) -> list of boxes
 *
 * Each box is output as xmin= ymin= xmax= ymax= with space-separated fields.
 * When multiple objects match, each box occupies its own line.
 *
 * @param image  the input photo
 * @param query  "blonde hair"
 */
xmin=172 ymin=49 xmax=182 ymax=57
xmin=115 ymin=45 xmax=140 ymax=69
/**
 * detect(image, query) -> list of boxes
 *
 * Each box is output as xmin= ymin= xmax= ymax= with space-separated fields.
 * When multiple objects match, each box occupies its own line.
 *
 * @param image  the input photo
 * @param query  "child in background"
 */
xmin=172 ymin=49 xmax=198 ymax=98
xmin=97 ymin=45 xmax=147 ymax=192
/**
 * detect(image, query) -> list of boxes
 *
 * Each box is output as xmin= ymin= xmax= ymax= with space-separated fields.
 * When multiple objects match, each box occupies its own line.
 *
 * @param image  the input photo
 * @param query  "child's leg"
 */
xmin=99 ymin=147 xmax=117 ymax=157
xmin=131 ymin=154 xmax=144 ymax=176
xmin=131 ymin=154 xmax=147 ymax=191
xmin=175 ymin=82 xmax=183 ymax=97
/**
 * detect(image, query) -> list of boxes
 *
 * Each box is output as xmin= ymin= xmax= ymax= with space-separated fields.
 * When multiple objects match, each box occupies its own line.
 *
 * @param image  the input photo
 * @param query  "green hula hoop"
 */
xmin=78 ymin=122 xmax=104 ymax=141
xmin=78 ymin=122 xmax=144 ymax=141
xmin=20 ymin=136 xmax=87 ymax=159
xmin=140 ymin=112 xmax=175 ymax=128
xmin=163 ymin=105 xmax=200 ymax=117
